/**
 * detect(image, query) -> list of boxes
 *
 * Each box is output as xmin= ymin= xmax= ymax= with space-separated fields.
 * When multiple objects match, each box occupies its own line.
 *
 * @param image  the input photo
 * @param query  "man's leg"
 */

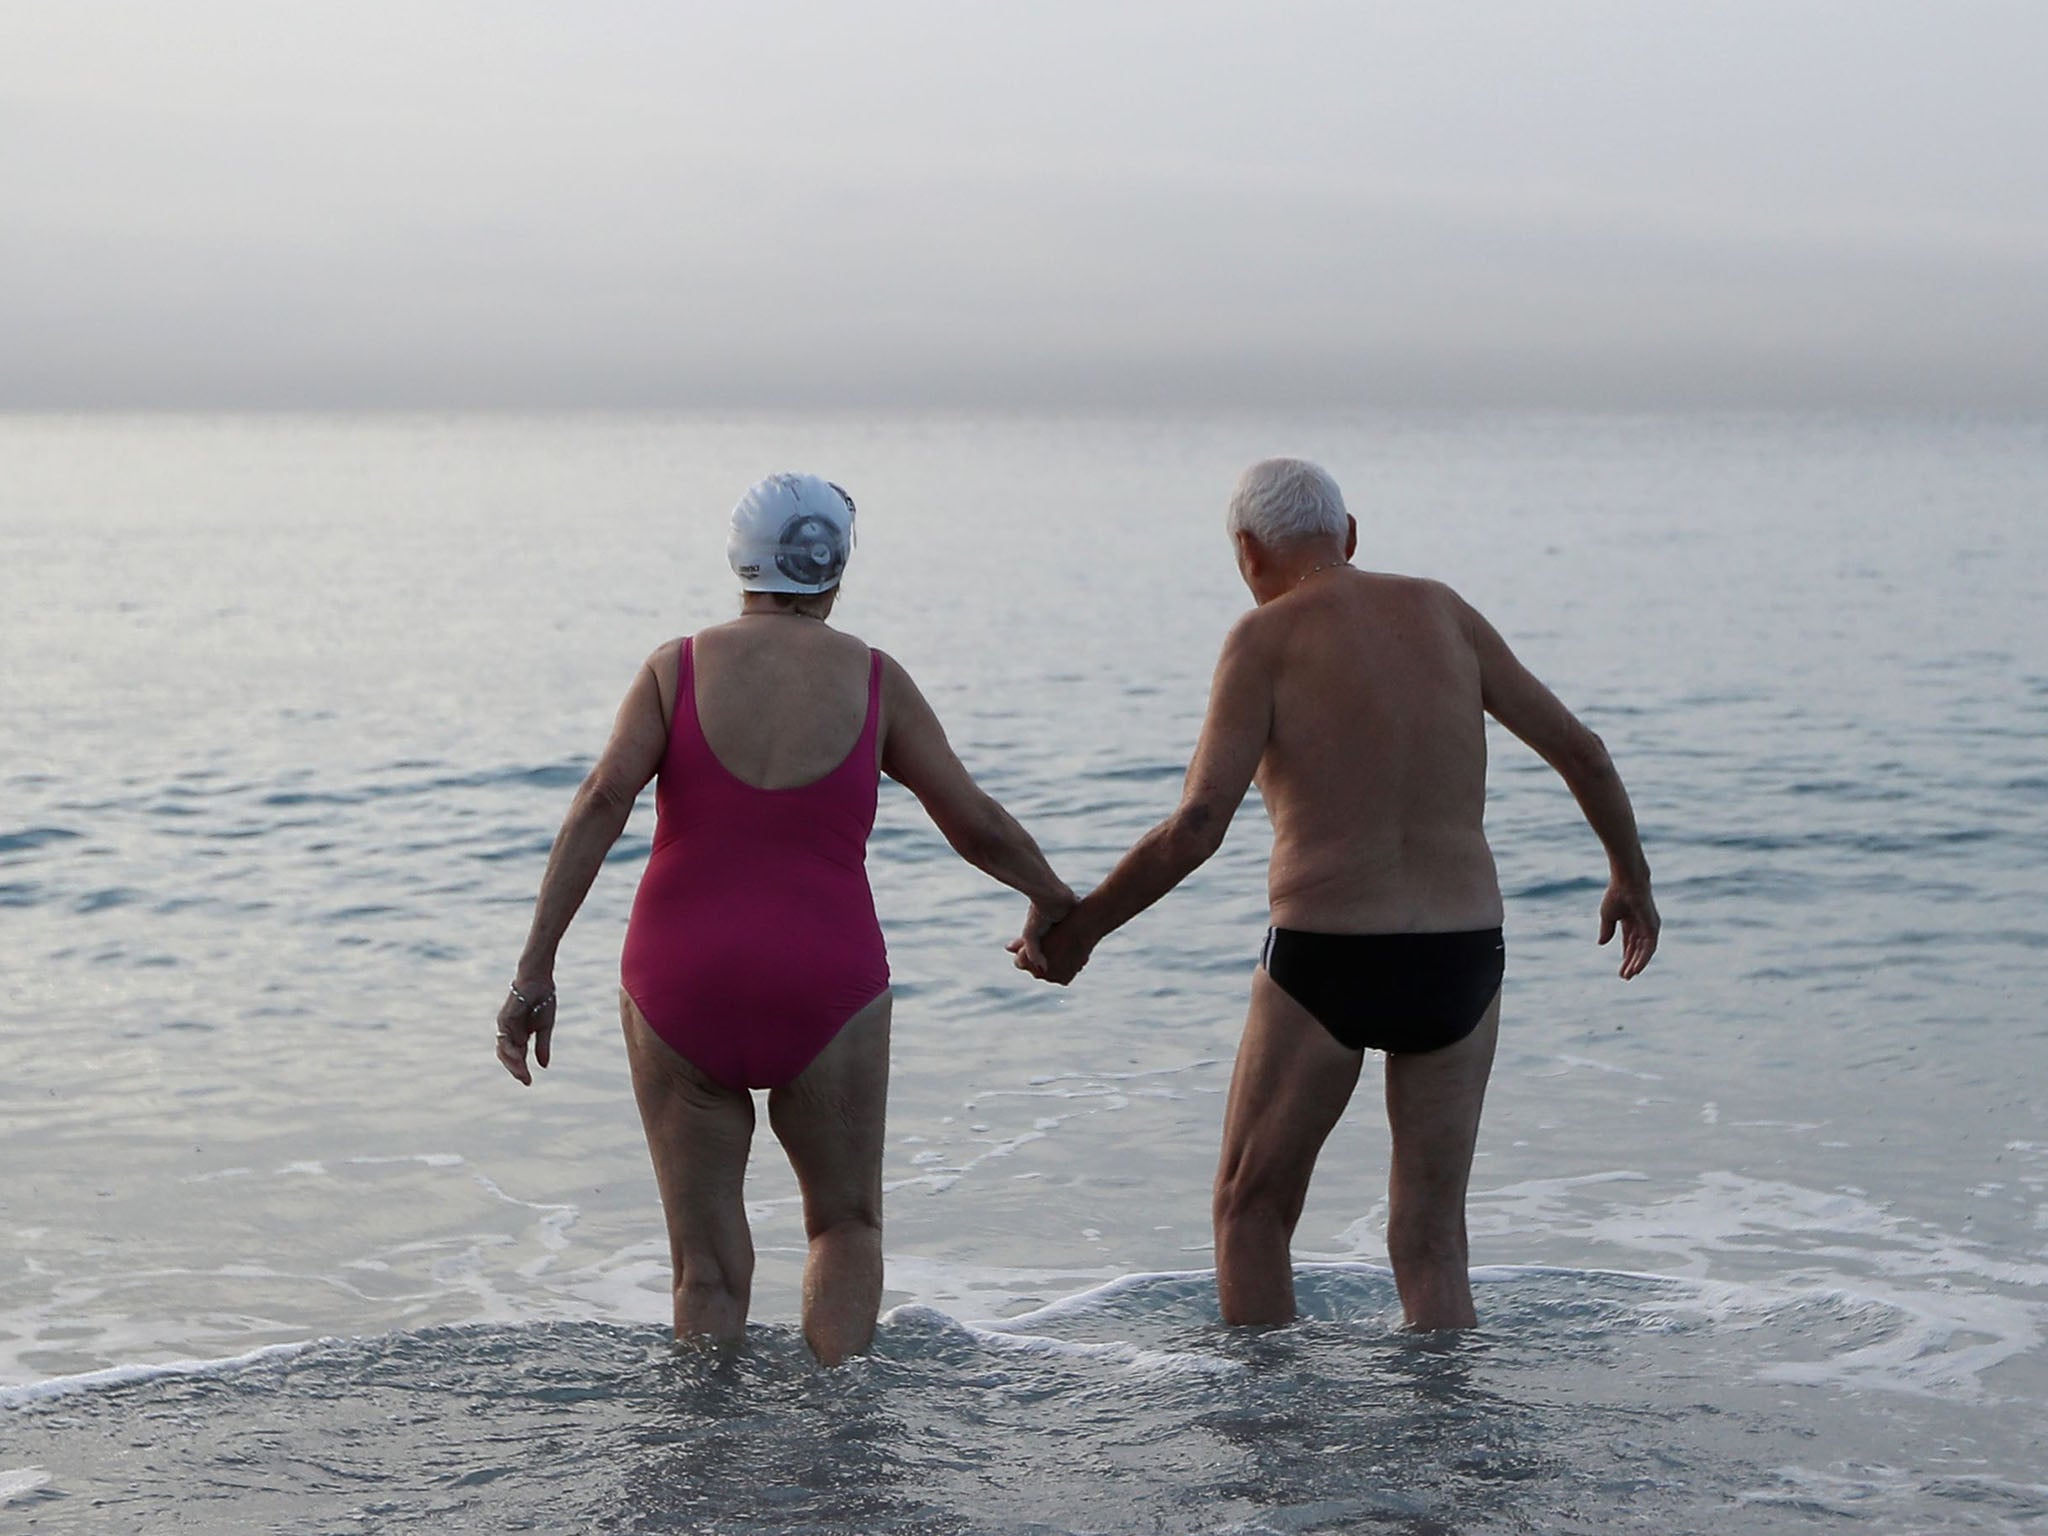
xmin=621 ymin=993 xmax=757 ymax=1343
xmin=1211 ymin=969 xmax=1365 ymax=1325
xmin=768 ymin=991 xmax=891 ymax=1366
xmin=1382 ymin=991 xmax=1499 ymax=1329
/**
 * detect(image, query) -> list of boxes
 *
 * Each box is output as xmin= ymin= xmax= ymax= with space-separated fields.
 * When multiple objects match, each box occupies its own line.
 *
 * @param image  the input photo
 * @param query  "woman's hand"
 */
xmin=1008 ymin=887 xmax=1073 ymax=968
xmin=496 ymin=978 xmax=557 ymax=1086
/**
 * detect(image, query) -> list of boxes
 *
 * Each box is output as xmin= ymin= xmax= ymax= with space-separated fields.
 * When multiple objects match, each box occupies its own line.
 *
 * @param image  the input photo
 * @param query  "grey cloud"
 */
xmin=3 ymin=0 xmax=2044 ymax=410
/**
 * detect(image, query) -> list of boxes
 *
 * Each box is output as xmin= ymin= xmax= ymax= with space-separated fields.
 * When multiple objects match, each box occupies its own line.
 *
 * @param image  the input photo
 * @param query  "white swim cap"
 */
xmin=727 ymin=473 xmax=858 ymax=594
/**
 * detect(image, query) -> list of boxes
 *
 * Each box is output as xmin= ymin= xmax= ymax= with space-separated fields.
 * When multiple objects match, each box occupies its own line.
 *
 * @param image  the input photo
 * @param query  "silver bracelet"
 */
xmin=508 ymin=980 xmax=556 ymax=1011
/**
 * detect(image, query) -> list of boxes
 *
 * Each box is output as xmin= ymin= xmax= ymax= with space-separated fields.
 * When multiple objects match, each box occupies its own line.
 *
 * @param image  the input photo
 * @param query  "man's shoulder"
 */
xmin=1371 ymin=570 xmax=1463 ymax=605
xmin=1380 ymin=573 xmax=1474 ymax=633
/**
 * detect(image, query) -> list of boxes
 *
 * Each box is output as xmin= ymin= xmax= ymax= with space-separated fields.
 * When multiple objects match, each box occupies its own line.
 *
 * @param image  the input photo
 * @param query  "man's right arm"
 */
xmin=1460 ymin=595 xmax=1660 ymax=979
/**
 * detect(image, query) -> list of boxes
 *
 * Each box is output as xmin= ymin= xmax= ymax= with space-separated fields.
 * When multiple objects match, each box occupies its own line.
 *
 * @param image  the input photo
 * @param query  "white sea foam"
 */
xmin=1738 ymin=1462 xmax=2048 ymax=1527
xmin=1543 ymin=1054 xmax=1665 ymax=1082
xmin=0 ymin=1338 xmax=318 ymax=1409
xmin=974 ymin=1265 xmax=1216 ymax=1331
xmin=1465 ymin=1169 xmax=2048 ymax=1397
xmin=886 ymin=1302 xmax=1241 ymax=1379
xmin=0 ymin=1469 xmax=51 ymax=1502
xmin=8 ymin=1168 xmax=2038 ymax=1409
xmin=882 ymin=1252 xmax=1126 ymax=1321
xmin=882 ymin=1123 xmax=1056 ymax=1196
xmin=349 ymin=1152 xmax=465 ymax=1169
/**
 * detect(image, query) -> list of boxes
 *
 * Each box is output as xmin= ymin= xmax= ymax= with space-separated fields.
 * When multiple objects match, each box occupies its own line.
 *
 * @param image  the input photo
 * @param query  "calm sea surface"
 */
xmin=3 ymin=411 xmax=2045 ymax=1532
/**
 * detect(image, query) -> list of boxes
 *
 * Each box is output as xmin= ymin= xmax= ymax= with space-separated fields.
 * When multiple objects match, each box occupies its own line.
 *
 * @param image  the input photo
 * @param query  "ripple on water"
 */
xmin=0 ymin=827 xmax=84 ymax=856
xmin=6 ymin=410 xmax=2046 ymax=1535
xmin=3 ymin=1267 xmax=2040 ymax=1535
xmin=74 ymin=887 xmax=145 ymax=914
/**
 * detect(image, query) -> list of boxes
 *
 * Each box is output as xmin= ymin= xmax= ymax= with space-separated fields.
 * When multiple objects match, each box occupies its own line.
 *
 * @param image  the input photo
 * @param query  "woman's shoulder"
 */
xmin=857 ymin=638 xmax=908 ymax=682
xmin=810 ymin=623 xmax=889 ymax=673
xmin=636 ymin=638 xmax=687 ymax=724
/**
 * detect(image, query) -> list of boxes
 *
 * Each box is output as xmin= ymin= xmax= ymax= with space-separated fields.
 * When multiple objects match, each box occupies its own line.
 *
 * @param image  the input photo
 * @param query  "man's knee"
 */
xmin=1212 ymin=1155 xmax=1305 ymax=1232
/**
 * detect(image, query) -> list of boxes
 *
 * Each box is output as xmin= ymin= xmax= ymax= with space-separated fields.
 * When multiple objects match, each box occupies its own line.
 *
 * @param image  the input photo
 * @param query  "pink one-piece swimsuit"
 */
xmin=621 ymin=637 xmax=890 ymax=1090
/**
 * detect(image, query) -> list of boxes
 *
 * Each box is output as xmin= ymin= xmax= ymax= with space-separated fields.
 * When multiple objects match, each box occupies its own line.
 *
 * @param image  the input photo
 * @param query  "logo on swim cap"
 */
xmin=774 ymin=512 xmax=848 ymax=588
xmin=728 ymin=472 xmax=857 ymax=593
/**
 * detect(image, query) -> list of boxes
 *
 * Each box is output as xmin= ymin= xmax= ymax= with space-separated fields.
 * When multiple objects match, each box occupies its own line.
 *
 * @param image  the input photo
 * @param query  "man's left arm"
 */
xmin=1021 ymin=618 xmax=1274 ymax=983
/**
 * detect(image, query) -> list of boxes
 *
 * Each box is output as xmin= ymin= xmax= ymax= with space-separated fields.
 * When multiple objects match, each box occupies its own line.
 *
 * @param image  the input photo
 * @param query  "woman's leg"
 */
xmin=767 ymin=991 xmax=891 ymax=1366
xmin=621 ymin=992 xmax=757 ymax=1343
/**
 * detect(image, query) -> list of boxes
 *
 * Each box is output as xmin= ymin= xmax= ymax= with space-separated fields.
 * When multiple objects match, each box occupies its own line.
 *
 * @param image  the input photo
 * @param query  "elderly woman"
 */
xmin=495 ymin=473 xmax=1072 ymax=1364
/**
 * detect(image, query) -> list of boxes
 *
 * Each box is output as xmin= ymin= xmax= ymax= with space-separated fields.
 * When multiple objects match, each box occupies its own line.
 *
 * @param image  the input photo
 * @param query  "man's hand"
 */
xmin=1599 ymin=878 xmax=1660 ymax=979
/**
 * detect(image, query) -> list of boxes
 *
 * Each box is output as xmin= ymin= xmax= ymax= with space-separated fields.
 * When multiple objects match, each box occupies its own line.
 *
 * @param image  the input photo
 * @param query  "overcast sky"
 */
xmin=4 ymin=1 xmax=2045 ymax=410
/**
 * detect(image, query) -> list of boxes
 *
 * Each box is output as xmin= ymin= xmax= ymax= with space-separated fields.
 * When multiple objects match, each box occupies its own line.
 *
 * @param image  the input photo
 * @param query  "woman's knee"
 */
xmin=675 ymin=1246 xmax=753 ymax=1299
xmin=1385 ymin=1209 xmax=1466 ymax=1271
xmin=804 ymin=1203 xmax=881 ymax=1245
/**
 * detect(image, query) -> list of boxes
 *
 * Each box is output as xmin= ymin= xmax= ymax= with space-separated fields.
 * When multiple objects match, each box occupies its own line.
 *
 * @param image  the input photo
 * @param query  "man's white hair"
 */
xmin=1226 ymin=458 xmax=1349 ymax=546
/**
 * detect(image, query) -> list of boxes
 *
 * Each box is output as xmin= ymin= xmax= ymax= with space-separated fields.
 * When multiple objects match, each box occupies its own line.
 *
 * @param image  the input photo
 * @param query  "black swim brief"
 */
xmin=1259 ymin=927 xmax=1505 ymax=1055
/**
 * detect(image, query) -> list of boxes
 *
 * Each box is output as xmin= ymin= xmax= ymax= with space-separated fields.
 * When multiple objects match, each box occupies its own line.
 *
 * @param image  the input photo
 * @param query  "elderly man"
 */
xmin=1018 ymin=458 xmax=1658 ymax=1329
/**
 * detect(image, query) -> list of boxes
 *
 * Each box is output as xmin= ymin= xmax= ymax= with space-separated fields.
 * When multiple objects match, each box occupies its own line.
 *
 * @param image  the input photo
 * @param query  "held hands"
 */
xmin=1008 ymin=892 xmax=1095 ymax=986
xmin=495 ymin=976 xmax=557 ymax=1085
xmin=1599 ymin=877 xmax=1660 ymax=980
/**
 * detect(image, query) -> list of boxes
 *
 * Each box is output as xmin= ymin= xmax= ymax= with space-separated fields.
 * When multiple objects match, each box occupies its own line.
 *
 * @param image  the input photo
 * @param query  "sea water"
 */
xmin=2 ymin=411 xmax=2044 ymax=1532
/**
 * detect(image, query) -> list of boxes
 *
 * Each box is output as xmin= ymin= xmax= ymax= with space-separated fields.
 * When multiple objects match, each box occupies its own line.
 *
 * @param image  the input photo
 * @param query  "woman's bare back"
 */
xmin=669 ymin=617 xmax=878 ymax=789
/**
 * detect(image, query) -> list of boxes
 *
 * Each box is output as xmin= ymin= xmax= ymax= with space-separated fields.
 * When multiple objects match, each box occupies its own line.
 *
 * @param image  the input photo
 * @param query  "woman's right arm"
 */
xmin=497 ymin=648 xmax=672 ymax=1084
xmin=876 ymin=652 xmax=1075 ymax=924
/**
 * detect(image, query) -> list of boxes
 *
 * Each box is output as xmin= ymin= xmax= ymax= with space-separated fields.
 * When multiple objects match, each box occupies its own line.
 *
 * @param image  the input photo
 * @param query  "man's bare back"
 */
xmin=1018 ymin=458 xmax=1658 ymax=1331
xmin=1249 ymin=569 xmax=1499 ymax=934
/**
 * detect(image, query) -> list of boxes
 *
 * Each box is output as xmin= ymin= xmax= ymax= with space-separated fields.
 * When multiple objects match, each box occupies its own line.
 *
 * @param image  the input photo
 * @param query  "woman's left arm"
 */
xmin=497 ymin=651 xmax=672 ymax=1085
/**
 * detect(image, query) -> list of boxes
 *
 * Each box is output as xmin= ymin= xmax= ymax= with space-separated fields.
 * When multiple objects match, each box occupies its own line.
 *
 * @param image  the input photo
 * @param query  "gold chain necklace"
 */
xmin=1295 ymin=559 xmax=1350 ymax=587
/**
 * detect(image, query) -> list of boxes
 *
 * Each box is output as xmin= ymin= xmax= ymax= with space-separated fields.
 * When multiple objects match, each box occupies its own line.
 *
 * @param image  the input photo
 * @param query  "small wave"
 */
xmin=1086 ymin=763 xmax=1187 ymax=783
xmin=322 ymin=903 xmax=409 ymax=922
xmin=441 ymin=763 xmax=589 ymax=793
xmin=74 ymin=886 xmax=145 ymax=914
xmin=174 ymin=763 xmax=595 ymax=818
xmin=0 ymin=1338 xmax=319 ymax=1410
xmin=474 ymin=834 xmax=560 ymax=864
xmin=1782 ymin=778 xmax=1911 ymax=801
xmin=885 ymin=1303 xmax=1241 ymax=1379
xmin=0 ymin=826 xmax=82 ymax=856
xmin=1507 ymin=874 xmax=1605 ymax=901
xmin=0 ymin=1468 xmax=52 ymax=1503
